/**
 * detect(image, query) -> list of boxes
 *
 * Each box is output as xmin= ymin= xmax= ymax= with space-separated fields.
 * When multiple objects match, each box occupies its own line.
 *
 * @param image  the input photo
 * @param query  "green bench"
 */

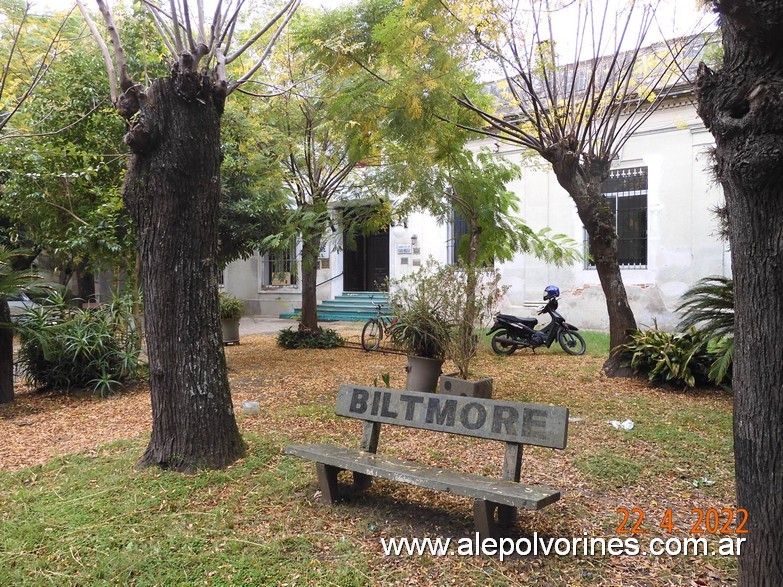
xmin=285 ymin=385 xmax=569 ymax=536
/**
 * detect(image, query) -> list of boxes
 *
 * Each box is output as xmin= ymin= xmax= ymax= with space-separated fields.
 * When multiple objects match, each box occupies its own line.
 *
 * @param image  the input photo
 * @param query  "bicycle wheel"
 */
xmin=557 ymin=329 xmax=586 ymax=355
xmin=361 ymin=319 xmax=383 ymax=351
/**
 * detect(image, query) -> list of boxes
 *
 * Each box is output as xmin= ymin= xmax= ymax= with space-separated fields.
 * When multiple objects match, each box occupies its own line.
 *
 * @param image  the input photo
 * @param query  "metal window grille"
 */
xmin=585 ymin=166 xmax=648 ymax=269
xmin=265 ymin=246 xmax=298 ymax=286
xmin=448 ymin=210 xmax=470 ymax=265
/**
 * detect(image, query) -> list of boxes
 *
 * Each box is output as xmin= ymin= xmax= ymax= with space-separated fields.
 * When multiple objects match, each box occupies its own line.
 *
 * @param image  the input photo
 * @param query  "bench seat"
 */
xmin=285 ymin=443 xmax=560 ymax=510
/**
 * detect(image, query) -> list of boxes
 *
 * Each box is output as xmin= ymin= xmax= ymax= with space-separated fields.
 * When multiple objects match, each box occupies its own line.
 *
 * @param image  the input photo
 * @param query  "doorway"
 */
xmin=343 ymin=231 xmax=389 ymax=292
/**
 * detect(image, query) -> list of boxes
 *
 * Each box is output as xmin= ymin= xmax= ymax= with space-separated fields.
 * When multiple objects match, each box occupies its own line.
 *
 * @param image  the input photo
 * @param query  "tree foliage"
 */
xmin=0 ymin=16 xmax=131 ymax=278
xmin=432 ymin=0 xmax=714 ymax=372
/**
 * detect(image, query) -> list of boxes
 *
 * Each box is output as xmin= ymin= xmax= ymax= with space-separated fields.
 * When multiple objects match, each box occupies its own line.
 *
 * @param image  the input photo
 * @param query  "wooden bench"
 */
xmin=285 ymin=385 xmax=569 ymax=536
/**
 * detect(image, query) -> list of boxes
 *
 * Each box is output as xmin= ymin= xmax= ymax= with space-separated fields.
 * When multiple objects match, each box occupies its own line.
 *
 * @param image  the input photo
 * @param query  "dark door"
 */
xmin=344 ymin=231 xmax=389 ymax=292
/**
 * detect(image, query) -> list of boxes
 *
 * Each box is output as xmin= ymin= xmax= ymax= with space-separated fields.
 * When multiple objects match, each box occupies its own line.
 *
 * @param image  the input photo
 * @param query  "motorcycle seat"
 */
xmin=497 ymin=314 xmax=538 ymax=327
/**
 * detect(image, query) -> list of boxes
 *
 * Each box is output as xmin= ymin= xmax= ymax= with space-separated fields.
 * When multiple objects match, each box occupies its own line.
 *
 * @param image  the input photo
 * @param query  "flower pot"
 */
xmin=438 ymin=374 xmax=493 ymax=399
xmin=404 ymin=355 xmax=444 ymax=392
xmin=221 ymin=317 xmax=240 ymax=345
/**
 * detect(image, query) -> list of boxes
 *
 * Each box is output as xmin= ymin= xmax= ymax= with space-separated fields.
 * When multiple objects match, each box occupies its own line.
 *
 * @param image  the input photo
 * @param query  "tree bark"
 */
xmin=697 ymin=1 xmax=783 ymax=582
xmin=299 ymin=231 xmax=321 ymax=332
xmin=0 ymin=300 xmax=14 ymax=405
xmin=123 ymin=74 xmax=245 ymax=472
xmin=74 ymin=263 xmax=96 ymax=302
xmin=551 ymin=157 xmax=637 ymax=375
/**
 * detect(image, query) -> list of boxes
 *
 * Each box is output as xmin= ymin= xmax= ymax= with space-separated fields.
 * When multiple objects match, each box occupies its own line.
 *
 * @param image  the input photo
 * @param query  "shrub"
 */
xmin=218 ymin=292 xmax=244 ymax=320
xmin=387 ymin=259 xmax=451 ymax=360
xmin=16 ymin=292 xmax=143 ymax=396
xmin=622 ymin=324 xmax=714 ymax=389
xmin=276 ymin=326 xmax=344 ymax=349
xmin=676 ymin=276 xmax=733 ymax=385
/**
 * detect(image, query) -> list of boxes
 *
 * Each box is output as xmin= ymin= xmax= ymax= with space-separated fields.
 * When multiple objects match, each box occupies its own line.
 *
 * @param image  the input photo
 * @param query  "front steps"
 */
xmin=279 ymin=291 xmax=389 ymax=322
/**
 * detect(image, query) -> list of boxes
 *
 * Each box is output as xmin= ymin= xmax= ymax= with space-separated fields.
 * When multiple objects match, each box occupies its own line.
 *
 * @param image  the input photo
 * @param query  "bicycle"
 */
xmin=361 ymin=300 xmax=398 ymax=351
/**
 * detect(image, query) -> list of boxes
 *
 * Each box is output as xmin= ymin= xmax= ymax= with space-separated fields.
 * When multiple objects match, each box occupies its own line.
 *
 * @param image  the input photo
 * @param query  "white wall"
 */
xmin=223 ymin=99 xmax=729 ymax=330
xmin=467 ymin=100 xmax=729 ymax=331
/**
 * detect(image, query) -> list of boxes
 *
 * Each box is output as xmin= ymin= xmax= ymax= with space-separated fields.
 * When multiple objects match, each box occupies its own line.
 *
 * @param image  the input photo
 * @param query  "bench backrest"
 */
xmin=335 ymin=385 xmax=568 ymax=450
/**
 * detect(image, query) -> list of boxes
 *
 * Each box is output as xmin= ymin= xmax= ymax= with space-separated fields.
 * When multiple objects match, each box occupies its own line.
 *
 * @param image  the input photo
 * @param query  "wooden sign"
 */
xmin=335 ymin=385 xmax=569 ymax=449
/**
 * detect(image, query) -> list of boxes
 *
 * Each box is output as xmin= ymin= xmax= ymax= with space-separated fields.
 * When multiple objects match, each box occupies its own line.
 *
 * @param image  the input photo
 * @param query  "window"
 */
xmin=263 ymin=246 xmax=298 ymax=286
xmin=448 ymin=210 xmax=470 ymax=265
xmin=586 ymin=166 xmax=648 ymax=268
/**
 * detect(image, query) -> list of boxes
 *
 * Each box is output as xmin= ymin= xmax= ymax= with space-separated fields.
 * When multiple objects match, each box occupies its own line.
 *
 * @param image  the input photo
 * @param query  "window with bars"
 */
xmin=448 ymin=210 xmax=470 ymax=265
xmin=586 ymin=166 xmax=648 ymax=268
xmin=263 ymin=246 xmax=298 ymax=286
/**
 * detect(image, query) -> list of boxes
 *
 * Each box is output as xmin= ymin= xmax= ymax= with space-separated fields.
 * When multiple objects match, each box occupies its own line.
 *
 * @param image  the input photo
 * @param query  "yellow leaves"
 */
xmin=408 ymin=95 xmax=423 ymax=119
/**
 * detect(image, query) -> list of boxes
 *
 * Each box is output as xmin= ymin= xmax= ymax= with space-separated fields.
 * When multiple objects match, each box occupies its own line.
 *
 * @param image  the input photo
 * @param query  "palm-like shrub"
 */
xmin=16 ymin=292 xmax=143 ymax=396
xmin=676 ymin=276 xmax=734 ymax=384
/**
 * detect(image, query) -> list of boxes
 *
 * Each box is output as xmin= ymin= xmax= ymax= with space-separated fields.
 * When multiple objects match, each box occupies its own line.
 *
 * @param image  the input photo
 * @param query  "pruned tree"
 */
xmin=696 ymin=0 xmax=783 ymax=582
xmin=443 ymin=0 xmax=712 ymax=373
xmin=76 ymin=0 xmax=300 ymax=471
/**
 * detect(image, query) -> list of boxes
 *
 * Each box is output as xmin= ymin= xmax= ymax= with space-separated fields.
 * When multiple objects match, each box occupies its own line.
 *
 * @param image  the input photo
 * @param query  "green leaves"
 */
xmin=675 ymin=276 xmax=734 ymax=385
xmin=15 ymin=291 xmax=143 ymax=396
xmin=623 ymin=324 xmax=713 ymax=389
xmin=0 ymin=246 xmax=40 ymax=305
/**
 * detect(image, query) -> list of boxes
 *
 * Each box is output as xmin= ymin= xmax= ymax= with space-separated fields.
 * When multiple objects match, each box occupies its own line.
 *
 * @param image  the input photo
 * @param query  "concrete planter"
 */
xmin=221 ymin=317 xmax=240 ymax=345
xmin=438 ymin=374 xmax=493 ymax=399
xmin=404 ymin=356 xmax=444 ymax=392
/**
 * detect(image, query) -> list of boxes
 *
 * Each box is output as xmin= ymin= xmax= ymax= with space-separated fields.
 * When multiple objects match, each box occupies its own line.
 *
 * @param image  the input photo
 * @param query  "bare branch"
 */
xmin=76 ymin=0 xmax=118 ymax=103
xmin=94 ymin=0 xmax=135 ymax=94
xmin=0 ymin=2 xmax=29 ymax=106
xmin=1 ymin=5 xmax=73 ymax=135
xmin=0 ymin=99 xmax=107 ymax=142
xmin=225 ymin=0 xmax=299 ymax=64
xmin=138 ymin=1 xmax=178 ymax=58
xmin=168 ymin=0 xmax=184 ymax=52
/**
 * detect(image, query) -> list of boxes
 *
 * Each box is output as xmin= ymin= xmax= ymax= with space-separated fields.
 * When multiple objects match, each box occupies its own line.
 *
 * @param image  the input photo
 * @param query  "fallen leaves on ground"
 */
xmin=0 ymin=331 xmax=737 ymax=586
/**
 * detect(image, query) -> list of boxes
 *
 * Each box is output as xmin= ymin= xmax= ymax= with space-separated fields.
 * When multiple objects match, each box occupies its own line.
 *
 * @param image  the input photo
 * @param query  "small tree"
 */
xmin=260 ymin=12 xmax=391 ymax=332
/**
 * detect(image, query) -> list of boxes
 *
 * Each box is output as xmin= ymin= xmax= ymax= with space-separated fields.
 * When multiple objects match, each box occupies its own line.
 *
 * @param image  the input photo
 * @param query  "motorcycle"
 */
xmin=487 ymin=285 xmax=587 ymax=356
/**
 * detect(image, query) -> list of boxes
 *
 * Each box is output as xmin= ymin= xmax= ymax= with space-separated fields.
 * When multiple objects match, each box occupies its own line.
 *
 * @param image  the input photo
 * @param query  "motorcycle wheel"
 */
xmin=558 ymin=329 xmax=586 ymax=355
xmin=490 ymin=329 xmax=517 ymax=355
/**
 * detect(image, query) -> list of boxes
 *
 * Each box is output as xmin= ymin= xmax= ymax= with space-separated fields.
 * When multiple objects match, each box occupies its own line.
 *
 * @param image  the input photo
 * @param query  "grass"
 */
xmin=0 ymin=437 xmax=369 ymax=586
xmin=0 ymin=333 xmax=736 ymax=586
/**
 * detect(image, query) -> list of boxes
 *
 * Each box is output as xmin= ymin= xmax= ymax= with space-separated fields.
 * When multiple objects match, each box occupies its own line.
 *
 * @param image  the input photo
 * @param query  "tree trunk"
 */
xmin=552 ymin=159 xmax=637 ymax=375
xmin=123 ymin=74 xmax=245 ymax=472
xmin=75 ymin=264 xmax=95 ymax=302
xmin=589 ymin=232 xmax=637 ymax=373
xmin=298 ymin=231 xmax=321 ymax=332
xmin=0 ymin=300 xmax=14 ymax=405
xmin=697 ymin=2 xmax=783 ymax=582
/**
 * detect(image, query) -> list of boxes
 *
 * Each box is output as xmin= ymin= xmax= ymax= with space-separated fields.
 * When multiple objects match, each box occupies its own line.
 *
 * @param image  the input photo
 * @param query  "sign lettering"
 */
xmin=336 ymin=385 xmax=568 ymax=449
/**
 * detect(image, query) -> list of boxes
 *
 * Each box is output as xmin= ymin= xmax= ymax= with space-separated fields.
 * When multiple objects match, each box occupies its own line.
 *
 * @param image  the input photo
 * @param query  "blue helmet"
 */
xmin=544 ymin=285 xmax=560 ymax=300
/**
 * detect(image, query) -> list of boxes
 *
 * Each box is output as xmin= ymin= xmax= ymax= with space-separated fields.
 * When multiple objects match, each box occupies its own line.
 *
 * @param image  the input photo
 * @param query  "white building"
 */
xmin=223 ymin=92 xmax=728 ymax=331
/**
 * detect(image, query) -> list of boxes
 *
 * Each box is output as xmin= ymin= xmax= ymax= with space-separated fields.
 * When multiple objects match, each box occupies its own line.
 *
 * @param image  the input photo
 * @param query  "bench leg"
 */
xmin=353 ymin=472 xmax=373 ymax=491
xmin=497 ymin=504 xmax=517 ymax=526
xmin=473 ymin=500 xmax=498 ymax=538
xmin=316 ymin=462 xmax=340 ymax=504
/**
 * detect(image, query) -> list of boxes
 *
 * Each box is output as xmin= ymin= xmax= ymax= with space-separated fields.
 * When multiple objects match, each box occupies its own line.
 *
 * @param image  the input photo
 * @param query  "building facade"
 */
xmin=223 ymin=95 xmax=728 ymax=331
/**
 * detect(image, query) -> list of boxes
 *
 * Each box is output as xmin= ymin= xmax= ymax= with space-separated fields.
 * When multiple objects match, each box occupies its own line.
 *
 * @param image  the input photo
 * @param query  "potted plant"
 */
xmin=438 ymin=263 xmax=506 ymax=398
xmin=388 ymin=261 xmax=451 ymax=392
xmin=219 ymin=291 xmax=244 ymax=345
